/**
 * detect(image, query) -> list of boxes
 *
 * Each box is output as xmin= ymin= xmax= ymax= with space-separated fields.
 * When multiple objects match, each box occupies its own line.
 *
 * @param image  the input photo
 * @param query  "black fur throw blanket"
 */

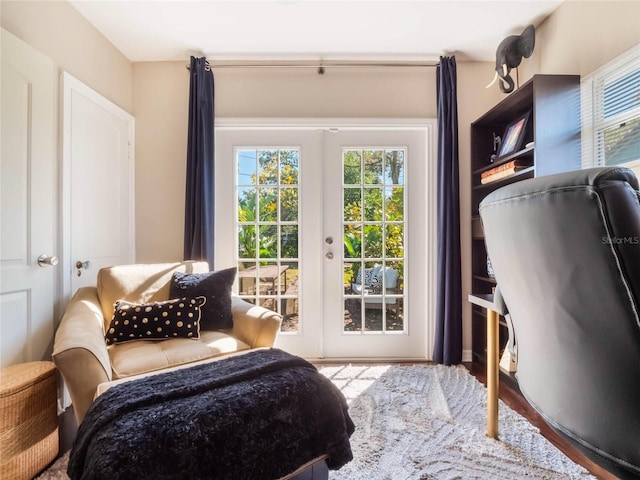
xmin=69 ymin=349 xmax=354 ymax=480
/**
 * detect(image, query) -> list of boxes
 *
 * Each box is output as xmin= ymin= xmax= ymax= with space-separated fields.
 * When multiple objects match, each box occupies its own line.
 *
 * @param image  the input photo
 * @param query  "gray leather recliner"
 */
xmin=480 ymin=167 xmax=640 ymax=479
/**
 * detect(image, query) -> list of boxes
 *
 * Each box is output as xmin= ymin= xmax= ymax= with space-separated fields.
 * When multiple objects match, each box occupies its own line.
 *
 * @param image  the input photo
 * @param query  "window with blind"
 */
xmin=581 ymin=46 xmax=640 ymax=170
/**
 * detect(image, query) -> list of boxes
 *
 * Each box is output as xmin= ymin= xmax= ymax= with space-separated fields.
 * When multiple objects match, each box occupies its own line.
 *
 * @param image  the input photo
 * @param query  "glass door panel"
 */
xmin=342 ymin=148 xmax=405 ymax=334
xmin=236 ymin=148 xmax=300 ymax=332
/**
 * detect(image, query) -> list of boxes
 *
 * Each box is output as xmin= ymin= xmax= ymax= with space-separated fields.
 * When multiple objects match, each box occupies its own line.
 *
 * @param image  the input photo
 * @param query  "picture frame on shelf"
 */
xmin=497 ymin=111 xmax=531 ymax=158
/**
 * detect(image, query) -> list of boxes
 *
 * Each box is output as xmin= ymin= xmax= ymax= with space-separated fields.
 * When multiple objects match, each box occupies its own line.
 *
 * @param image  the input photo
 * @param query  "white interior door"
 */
xmin=216 ymin=121 xmax=435 ymax=360
xmin=0 ymin=29 xmax=57 ymax=367
xmin=62 ymin=73 xmax=135 ymax=298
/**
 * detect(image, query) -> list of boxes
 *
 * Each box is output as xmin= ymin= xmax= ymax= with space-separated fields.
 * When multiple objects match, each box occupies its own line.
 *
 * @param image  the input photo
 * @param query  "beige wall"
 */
xmin=520 ymin=0 xmax=640 ymax=81
xmin=215 ymin=66 xmax=436 ymax=118
xmin=0 ymin=0 xmax=132 ymax=112
xmin=133 ymin=62 xmax=189 ymax=262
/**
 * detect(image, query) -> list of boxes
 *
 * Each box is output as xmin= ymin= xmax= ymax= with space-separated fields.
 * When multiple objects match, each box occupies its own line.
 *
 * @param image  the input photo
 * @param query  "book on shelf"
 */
xmin=481 ymin=165 xmax=531 ymax=184
xmin=481 ymin=159 xmax=532 ymax=179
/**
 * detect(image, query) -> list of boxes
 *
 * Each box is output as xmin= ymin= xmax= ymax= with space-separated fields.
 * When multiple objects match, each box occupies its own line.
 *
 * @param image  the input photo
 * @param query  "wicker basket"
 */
xmin=0 ymin=361 xmax=58 ymax=480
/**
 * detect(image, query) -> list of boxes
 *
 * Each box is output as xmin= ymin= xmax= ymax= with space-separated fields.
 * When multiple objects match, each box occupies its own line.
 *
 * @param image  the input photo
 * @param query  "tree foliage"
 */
xmin=238 ymin=150 xmax=299 ymax=260
xmin=342 ymin=150 xmax=405 ymax=281
xmin=237 ymin=148 xmax=405 ymax=280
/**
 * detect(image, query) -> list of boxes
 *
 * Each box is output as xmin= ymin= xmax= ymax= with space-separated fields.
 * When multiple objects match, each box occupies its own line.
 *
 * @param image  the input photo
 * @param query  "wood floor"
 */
xmin=465 ymin=362 xmax=618 ymax=480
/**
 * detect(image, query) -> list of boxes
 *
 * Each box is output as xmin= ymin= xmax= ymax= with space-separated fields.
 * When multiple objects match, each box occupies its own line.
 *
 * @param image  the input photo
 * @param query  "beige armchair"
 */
xmin=53 ymin=261 xmax=282 ymax=424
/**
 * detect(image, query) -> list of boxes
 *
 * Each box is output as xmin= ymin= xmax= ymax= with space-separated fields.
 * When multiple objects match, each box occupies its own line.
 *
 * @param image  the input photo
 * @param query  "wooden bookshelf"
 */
xmin=470 ymin=74 xmax=581 ymax=367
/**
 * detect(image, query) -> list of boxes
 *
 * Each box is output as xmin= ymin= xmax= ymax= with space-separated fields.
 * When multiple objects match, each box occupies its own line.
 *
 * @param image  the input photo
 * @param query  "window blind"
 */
xmin=581 ymin=46 xmax=640 ymax=169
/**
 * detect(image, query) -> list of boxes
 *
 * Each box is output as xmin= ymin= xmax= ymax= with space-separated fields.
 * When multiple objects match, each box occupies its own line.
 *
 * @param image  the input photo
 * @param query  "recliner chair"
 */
xmin=479 ymin=167 xmax=640 ymax=479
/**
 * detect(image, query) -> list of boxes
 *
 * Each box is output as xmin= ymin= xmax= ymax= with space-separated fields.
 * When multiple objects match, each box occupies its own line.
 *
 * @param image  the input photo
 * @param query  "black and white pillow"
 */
xmin=105 ymin=296 xmax=206 ymax=345
xmin=370 ymin=274 xmax=383 ymax=292
xmin=355 ymin=268 xmax=374 ymax=286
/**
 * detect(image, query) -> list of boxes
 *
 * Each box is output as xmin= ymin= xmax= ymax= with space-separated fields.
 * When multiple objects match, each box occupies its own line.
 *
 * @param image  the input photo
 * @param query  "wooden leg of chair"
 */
xmin=487 ymin=308 xmax=499 ymax=439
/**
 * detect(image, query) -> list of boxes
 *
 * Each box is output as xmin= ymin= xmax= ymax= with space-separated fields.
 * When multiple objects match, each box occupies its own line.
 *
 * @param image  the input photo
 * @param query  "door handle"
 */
xmin=76 ymin=260 xmax=91 ymax=270
xmin=325 ymin=252 xmax=334 ymax=260
xmin=37 ymin=255 xmax=58 ymax=267
xmin=325 ymin=236 xmax=333 ymax=245
xmin=76 ymin=260 xmax=91 ymax=276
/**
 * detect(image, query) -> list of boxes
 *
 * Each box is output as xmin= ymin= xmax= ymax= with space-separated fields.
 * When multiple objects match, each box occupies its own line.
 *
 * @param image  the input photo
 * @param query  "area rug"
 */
xmin=38 ymin=364 xmax=594 ymax=480
xmin=319 ymin=364 xmax=594 ymax=480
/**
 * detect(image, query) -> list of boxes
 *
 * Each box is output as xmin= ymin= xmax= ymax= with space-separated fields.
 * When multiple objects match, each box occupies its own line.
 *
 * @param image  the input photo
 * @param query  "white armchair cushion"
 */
xmin=109 ymin=330 xmax=250 ymax=378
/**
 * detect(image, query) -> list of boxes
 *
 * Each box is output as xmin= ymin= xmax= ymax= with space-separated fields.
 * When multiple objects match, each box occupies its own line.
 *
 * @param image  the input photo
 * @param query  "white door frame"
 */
xmin=61 ymin=72 xmax=136 ymax=304
xmin=215 ymin=118 xmax=437 ymax=360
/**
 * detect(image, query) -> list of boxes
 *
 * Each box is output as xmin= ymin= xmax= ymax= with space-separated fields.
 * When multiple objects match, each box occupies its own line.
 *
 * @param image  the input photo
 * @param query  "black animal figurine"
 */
xmin=487 ymin=25 xmax=536 ymax=93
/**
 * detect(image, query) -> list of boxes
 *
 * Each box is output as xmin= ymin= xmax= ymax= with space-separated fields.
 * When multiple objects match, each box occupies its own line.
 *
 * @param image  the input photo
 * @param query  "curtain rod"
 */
xmin=185 ymin=61 xmax=440 ymax=72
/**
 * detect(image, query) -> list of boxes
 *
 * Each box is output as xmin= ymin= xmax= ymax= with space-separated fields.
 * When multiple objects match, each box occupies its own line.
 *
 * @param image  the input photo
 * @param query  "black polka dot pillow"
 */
xmin=105 ymin=296 xmax=206 ymax=345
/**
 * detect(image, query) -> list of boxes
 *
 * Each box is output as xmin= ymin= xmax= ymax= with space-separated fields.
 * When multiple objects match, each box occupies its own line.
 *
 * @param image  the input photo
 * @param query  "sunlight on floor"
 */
xmin=318 ymin=365 xmax=391 ymax=404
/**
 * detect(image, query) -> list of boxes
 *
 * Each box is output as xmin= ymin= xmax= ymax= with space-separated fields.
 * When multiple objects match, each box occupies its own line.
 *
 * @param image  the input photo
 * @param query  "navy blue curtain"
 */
xmin=184 ymin=57 xmax=215 ymax=268
xmin=433 ymin=56 xmax=462 ymax=365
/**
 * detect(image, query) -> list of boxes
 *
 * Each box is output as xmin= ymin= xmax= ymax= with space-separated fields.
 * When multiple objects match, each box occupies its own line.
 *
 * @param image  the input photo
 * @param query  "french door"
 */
xmin=216 ymin=121 xmax=435 ymax=360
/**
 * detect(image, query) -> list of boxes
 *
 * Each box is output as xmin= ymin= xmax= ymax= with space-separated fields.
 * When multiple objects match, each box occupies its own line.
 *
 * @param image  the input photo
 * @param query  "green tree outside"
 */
xmin=237 ymin=148 xmax=404 ymax=282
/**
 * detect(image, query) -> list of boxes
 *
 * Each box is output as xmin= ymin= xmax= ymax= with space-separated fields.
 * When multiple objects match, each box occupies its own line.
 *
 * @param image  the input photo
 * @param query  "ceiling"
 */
xmin=68 ymin=0 xmax=564 ymax=63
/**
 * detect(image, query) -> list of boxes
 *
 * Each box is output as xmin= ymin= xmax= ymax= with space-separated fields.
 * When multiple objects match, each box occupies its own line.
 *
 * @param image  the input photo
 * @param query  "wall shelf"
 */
xmin=473 ymin=167 xmax=535 ymax=190
xmin=473 ymin=145 xmax=535 ymax=176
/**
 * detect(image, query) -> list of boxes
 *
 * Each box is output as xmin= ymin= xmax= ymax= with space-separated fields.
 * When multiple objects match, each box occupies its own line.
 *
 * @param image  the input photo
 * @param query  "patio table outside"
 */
xmin=237 ymin=265 xmax=289 ymax=295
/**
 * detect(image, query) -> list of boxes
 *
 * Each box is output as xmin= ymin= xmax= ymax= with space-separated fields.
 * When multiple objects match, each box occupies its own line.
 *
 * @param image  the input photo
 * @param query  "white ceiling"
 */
xmin=68 ymin=0 xmax=564 ymax=63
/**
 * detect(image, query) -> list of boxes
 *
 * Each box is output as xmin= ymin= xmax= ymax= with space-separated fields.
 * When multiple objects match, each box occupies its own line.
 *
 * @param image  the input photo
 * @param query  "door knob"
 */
xmin=325 ymin=236 xmax=333 ymax=245
xmin=37 ymin=255 xmax=58 ymax=267
xmin=76 ymin=260 xmax=91 ymax=277
xmin=325 ymin=252 xmax=334 ymax=260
